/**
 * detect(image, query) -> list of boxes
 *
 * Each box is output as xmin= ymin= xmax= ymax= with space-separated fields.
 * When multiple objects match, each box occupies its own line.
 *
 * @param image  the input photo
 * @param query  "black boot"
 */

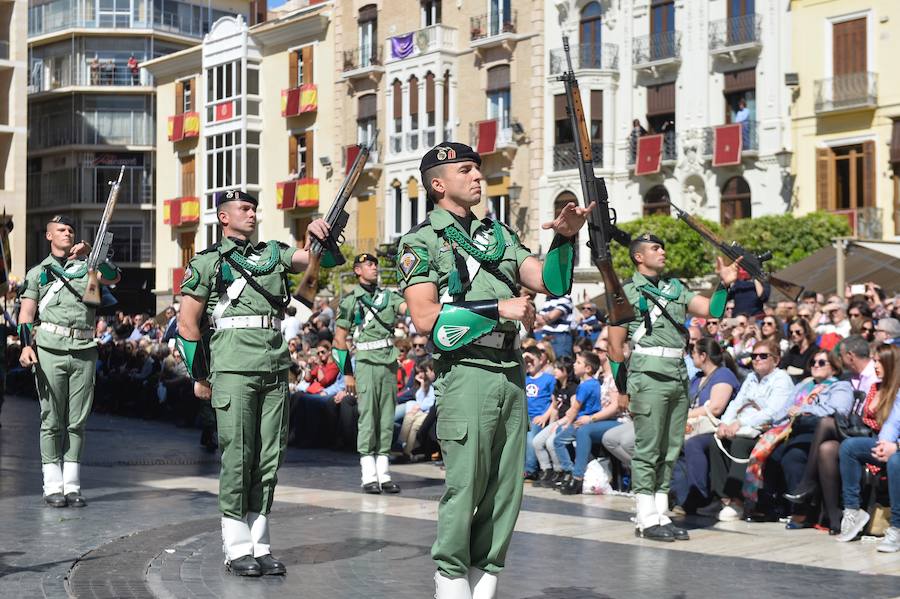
xmin=533 ymin=470 xmax=555 ymax=488
xmin=560 ymin=477 xmax=583 ymax=495
xmin=226 ymin=555 xmax=262 ymax=577
xmin=554 ymin=471 xmax=573 ymax=490
xmin=380 ymin=480 xmax=401 ymax=494
xmin=362 ymin=482 xmax=382 ymax=494
xmin=43 ymin=493 xmax=67 ymax=508
xmin=784 ymin=481 xmax=818 ymax=505
xmin=635 ymin=524 xmax=675 ymax=542
xmin=256 ymin=554 xmax=286 ymax=575
xmin=663 ymin=522 xmax=690 ymax=540
xmin=65 ymin=491 xmax=87 ymax=508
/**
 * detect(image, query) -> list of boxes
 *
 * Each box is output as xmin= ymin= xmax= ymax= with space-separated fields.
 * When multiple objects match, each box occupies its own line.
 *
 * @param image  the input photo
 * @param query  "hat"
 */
xmin=419 ymin=142 xmax=481 ymax=176
xmin=876 ymin=317 xmax=900 ymax=337
xmin=48 ymin=214 xmax=75 ymax=229
xmin=353 ymin=253 xmax=378 ymax=265
xmin=215 ymin=189 xmax=257 ymax=208
xmin=629 ymin=232 xmax=664 ymax=258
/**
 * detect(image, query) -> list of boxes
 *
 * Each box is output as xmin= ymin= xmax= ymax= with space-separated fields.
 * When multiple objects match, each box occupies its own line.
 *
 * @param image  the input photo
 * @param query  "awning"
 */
xmin=773 ymin=240 xmax=900 ymax=296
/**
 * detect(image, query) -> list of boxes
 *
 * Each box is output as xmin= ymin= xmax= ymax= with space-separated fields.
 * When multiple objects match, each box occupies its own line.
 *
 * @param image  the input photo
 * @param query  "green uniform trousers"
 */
xmin=355 ymin=360 xmax=397 ymax=456
xmin=212 ymin=370 xmax=289 ymax=520
xmin=432 ymin=362 xmax=526 ymax=579
xmin=627 ymin=371 xmax=690 ymax=496
xmin=35 ymin=346 xmax=97 ymax=464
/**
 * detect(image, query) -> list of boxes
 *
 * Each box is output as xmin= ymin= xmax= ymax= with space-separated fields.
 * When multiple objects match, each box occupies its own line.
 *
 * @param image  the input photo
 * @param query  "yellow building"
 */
xmin=0 ymin=0 xmax=28 ymax=279
xmin=144 ymin=1 xmax=336 ymax=310
xmin=791 ymin=0 xmax=900 ymax=239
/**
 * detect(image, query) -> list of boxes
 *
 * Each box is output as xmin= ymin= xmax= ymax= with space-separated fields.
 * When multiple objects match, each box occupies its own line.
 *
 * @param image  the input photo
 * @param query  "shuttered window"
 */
xmin=358 ymin=94 xmax=377 ymax=120
xmin=647 ymin=82 xmax=675 ymax=116
xmin=590 ymin=90 xmax=602 ymax=142
xmin=723 ymin=68 xmax=756 ymax=92
xmin=554 ymin=94 xmax=572 ymax=144
xmin=833 ymin=18 xmax=866 ymax=76
xmin=486 ymin=65 xmax=510 ymax=92
xmin=289 ymin=131 xmax=314 ymax=178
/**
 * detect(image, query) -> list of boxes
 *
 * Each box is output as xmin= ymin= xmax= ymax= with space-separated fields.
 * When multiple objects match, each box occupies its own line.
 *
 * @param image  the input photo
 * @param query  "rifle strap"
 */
xmin=641 ymin=290 xmax=689 ymax=344
xmin=225 ymin=256 xmax=290 ymax=313
xmin=43 ymin=266 xmax=84 ymax=305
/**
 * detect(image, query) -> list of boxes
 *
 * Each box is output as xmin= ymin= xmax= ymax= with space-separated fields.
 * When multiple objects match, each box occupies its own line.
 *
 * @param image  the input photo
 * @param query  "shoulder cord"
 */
xmin=44 ymin=266 xmax=84 ymax=304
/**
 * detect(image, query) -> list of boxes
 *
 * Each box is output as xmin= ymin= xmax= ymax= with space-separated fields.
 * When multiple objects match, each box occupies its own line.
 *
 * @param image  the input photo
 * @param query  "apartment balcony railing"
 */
xmin=0 ymin=41 xmax=8 ymax=61
xmin=553 ymin=142 xmax=602 ymax=171
xmin=29 ymin=61 xmax=153 ymax=93
xmin=633 ymin=31 xmax=681 ymax=67
xmin=700 ymin=120 xmax=759 ymax=156
xmin=27 ymin=165 xmax=151 ymax=207
xmin=29 ymin=110 xmax=154 ymax=151
xmin=342 ymin=44 xmax=383 ymax=74
xmin=628 ymin=129 xmax=677 ymax=164
xmin=832 ymin=207 xmax=883 ymax=240
xmin=386 ymin=24 xmax=456 ymax=63
xmin=708 ymin=14 xmax=763 ymax=52
xmin=470 ymin=10 xmax=516 ymax=41
xmin=549 ymin=43 xmax=619 ymax=74
xmin=814 ymin=72 xmax=878 ymax=114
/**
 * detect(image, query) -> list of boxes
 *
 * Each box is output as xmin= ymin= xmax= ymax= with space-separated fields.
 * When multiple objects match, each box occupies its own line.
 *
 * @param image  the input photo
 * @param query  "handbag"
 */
xmin=835 ymin=386 xmax=878 ymax=440
xmin=685 ymin=374 xmax=718 ymax=440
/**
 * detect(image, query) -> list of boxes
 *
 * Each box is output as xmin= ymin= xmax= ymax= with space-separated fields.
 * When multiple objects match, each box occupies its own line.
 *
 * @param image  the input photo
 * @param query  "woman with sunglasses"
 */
xmin=779 ymin=318 xmax=820 ymax=383
xmin=759 ymin=315 xmax=788 ymax=354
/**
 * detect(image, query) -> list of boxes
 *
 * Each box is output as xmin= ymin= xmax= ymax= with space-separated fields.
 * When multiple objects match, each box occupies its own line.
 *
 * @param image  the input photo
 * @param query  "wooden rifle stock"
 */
xmin=295 ymin=252 xmax=321 ymax=309
xmin=82 ymin=270 xmax=102 ymax=307
xmin=597 ymin=260 xmax=632 ymax=326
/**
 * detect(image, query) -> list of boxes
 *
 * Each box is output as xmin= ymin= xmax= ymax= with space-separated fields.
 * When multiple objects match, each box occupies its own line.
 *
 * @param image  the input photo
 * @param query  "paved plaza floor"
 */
xmin=1 ymin=394 xmax=899 ymax=598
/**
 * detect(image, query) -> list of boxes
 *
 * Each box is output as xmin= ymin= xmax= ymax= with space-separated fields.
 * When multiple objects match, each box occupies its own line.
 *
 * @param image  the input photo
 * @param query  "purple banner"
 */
xmin=391 ymin=33 xmax=415 ymax=59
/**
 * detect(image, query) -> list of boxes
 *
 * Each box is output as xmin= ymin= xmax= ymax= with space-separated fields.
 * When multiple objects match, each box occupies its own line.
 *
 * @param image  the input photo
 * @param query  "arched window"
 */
xmin=554 ymin=191 xmax=580 ymax=262
xmin=643 ymin=185 xmax=670 ymax=216
xmin=390 ymin=79 xmax=402 ymax=153
xmin=721 ymin=176 xmax=751 ymax=226
xmin=580 ymin=2 xmax=603 ymax=68
xmin=425 ymin=72 xmax=436 ymax=146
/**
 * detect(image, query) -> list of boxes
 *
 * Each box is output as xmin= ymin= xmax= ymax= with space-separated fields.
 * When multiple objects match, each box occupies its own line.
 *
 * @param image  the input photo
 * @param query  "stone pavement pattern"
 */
xmin=1 ymin=394 xmax=900 ymax=598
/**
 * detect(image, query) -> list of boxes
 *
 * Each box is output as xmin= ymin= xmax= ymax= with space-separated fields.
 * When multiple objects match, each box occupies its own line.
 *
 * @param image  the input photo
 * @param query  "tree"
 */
xmin=287 ymin=243 xmax=359 ymax=298
xmin=725 ymin=212 xmax=851 ymax=271
xmin=610 ymin=214 xmax=722 ymax=279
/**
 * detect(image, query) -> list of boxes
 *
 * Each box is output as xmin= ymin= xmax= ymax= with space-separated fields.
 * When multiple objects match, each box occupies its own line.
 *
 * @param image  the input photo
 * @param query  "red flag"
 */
xmin=281 ymin=180 xmax=297 ymax=210
xmin=476 ymin=120 xmax=497 ymax=154
xmin=215 ymin=101 xmax=234 ymax=122
xmin=635 ymin=134 xmax=663 ymax=176
xmin=173 ymin=268 xmax=185 ymax=295
xmin=168 ymin=114 xmax=184 ymax=142
xmin=285 ymin=88 xmax=301 ymax=117
xmin=713 ymin=123 xmax=742 ymax=167
xmin=345 ymin=145 xmax=361 ymax=175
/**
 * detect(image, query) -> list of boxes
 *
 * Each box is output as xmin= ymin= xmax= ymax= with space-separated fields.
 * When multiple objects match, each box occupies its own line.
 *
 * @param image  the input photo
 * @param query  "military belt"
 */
xmin=632 ymin=345 xmax=684 ymax=359
xmin=39 ymin=322 xmax=94 ymax=340
xmin=215 ymin=315 xmax=282 ymax=330
xmin=473 ymin=331 xmax=521 ymax=351
xmin=356 ymin=338 xmax=393 ymax=351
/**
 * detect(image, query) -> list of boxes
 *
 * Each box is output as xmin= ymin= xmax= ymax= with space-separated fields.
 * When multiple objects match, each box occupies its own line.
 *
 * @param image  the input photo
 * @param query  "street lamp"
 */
xmin=506 ymin=182 xmax=522 ymax=202
xmin=774 ymin=148 xmax=793 ymax=172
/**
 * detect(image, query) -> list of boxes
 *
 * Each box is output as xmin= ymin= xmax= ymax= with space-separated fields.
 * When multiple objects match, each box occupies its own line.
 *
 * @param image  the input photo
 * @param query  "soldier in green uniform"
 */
xmin=607 ymin=233 xmax=739 ymax=542
xmin=176 ymin=190 xmax=328 ymax=577
xmin=398 ymin=143 xmax=593 ymax=599
xmin=18 ymin=215 xmax=121 ymax=508
xmin=332 ymin=253 xmax=406 ymax=494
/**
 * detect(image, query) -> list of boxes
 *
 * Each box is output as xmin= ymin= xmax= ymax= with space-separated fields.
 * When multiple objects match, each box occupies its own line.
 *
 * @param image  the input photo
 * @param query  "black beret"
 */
xmin=419 ymin=142 xmax=481 ymax=176
xmin=48 ymin=215 xmax=75 ymax=229
xmin=354 ymin=253 xmax=378 ymax=265
xmin=215 ymin=189 xmax=257 ymax=208
xmin=629 ymin=233 xmax=665 ymax=254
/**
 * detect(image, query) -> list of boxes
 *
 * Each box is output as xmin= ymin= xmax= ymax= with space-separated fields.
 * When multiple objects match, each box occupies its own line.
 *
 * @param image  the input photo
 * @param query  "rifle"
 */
xmin=294 ymin=131 xmax=379 ymax=308
xmin=0 ymin=209 xmax=13 ymax=296
xmin=559 ymin=37 xmax=634 ymax=325
xmin=667 ymin=201 xmax=805 ymax=301
xmin=82 ymin=165 xmax=124 ymax=306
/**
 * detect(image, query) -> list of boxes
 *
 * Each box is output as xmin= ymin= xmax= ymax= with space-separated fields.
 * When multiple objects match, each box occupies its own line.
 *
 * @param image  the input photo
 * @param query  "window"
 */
xmin=554 ymin=94 xmax=573 ymax=145
xmin=580 ymin=2 xmax=603 ymax=68
xmin=832 ymin=17 xmax=867 ymax=106
xmin=489 ymin=0 xmax=512 ymax=36
xmin=728 ymin=0 xmax=755 ymax=44
xmin=358 ymin=5 xmax=377 ymax=69
xmin=98 ymin=0 xmax=130 ymax=28
xmin=721 ymin=177 xmax=751 ymax=227
xmin=421 ymin=0 xmax=441 ymax=26
xmin=643 ymin=185 xmax=671 ymax=216
xmin=393 ymin=183 xmax=403 ymax=236
xmin=176 ymin=78 xmax=194 ymax=114
xmin=443 ymin=70 xmax=451 ymax=140
xmin=486 ymin=65 xmax=511 ymax=130
xmin=489 ymin=195 xmax=509 ymax=224
xmin=247 ymin=67 xmax=259 ymax=96
xmin=290 ymin=131 xmax=313 ymax=178
xmin=650 ymin=0 xmax=675 ymax=60
xmin=590 ymin=90 xmax=602 ymax=143
xmin=358 ymin=94 xmax=377 ymax=146
xmin=205 ymin=131 xmax=242 ymax=193
xmin=409 ymin=75 xmax=420 ymax=151
xmin=180 ymin=155 xmax=195 ymax=197
xmin=289 ymin=46 xmax=314 ymax=88
xmin=206 ymin=61 xmax=242 ymax=122
xmin=425 ymin=72 xmax=436 ymax=147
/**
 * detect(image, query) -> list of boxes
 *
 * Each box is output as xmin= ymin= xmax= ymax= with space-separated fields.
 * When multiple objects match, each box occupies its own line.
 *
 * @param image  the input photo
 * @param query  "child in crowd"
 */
xmin=398 ymin=359 xmax=435 ymax=459
xmin=533 ymin=357 xmax=578 ymax=488
xmin=524 ymin=347 xmax=557 ymax=479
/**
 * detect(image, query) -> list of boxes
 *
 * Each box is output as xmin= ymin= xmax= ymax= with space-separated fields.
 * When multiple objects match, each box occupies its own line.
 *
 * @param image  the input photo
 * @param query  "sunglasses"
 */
xmin=751 ymin=352 xmax=771 ymax=361
xmin=849 ymin=312 xmax=862 ymax=318
xmin=707 ymin=320 xmax=719 ymax=325
xmin=790 ymin=329 xmax=804 ymax=335
xmin=862 ymin=326 xmax=874 ymax=332
xmin=316 ymin=349 xmax=329 ymax=354
xmin=594 ymin=347 xmax=608 ymax=354
xmin=763 ymin=321 xmax=776 ymax=326
xmin=811 ymin=359 xmax=829 ymax=367
xmin=413 ymin=343 xmax=426 ymax=348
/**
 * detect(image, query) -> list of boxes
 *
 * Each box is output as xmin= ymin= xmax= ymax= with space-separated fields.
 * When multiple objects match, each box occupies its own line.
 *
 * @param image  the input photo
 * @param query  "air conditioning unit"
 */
xmin=784 ymin=72 xmax=799 ymax=87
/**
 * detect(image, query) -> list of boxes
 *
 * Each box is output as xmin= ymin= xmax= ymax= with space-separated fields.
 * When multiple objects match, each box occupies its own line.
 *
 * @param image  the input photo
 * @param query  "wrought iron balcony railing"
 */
xmin=549 ymin=43 xmax=619 ymax=74
xmin=553 ymin=142 xmax=603 ymax=171
xmin=814 ymin=72 xmax=877 ymax=113
xmin=633 ymin=31 xmax=681 ymax=66
xmin=709 ymin=14 xmax=762 ymax=51
xmin=470 ymin=10 xmax=516 ymax=41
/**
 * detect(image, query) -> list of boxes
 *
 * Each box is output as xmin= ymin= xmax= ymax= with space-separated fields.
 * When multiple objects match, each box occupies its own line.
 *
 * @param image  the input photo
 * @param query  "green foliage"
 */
xmin=726 ymin=212 xmax=852 ymax=271
xmin=287 ymin=243 xmax=359 ymax=297
xmin=610 ymin=214 xmax=722 ymax=279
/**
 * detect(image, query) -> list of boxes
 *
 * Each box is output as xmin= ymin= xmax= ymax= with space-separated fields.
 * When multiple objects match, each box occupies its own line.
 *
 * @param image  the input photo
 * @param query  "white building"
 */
xmin=541 ymin=0 xmax=793 ymax=300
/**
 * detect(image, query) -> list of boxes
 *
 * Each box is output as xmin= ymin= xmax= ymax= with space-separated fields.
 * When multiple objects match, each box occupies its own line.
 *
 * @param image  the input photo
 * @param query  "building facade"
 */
xmin=0 ymin=0 xmax=27 ymax=279
xmin=334 ymin=0 xmax=545 ymax=254
xmin=542 ymin=0 xmax=793 ymax=298
xmin=790 ymin=0 xmax=899 ymax=240
xmin=145 ymin=0 xmax=336 ymax=311
xmin=26 ymin=0 xmax=251 ymax=312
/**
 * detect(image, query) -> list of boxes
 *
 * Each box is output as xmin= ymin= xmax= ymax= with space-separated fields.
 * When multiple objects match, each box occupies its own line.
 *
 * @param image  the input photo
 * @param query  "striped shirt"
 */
xmin=539 ymin=296 xmax=575 ymax=334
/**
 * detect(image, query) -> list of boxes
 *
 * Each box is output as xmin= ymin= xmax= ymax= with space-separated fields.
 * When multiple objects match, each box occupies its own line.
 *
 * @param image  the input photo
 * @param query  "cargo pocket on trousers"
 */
xmin=436 ymin=418 xmax=468 ymax=443
xmin=211 ymin=393 xmax=230 ymax=410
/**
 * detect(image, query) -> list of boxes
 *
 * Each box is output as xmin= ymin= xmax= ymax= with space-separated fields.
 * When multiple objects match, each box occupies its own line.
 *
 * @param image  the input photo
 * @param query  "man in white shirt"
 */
xmin=818 ymin=301 xmax=851 ymax=338
xmin=281 ymin=305 xmax=302 ymax=342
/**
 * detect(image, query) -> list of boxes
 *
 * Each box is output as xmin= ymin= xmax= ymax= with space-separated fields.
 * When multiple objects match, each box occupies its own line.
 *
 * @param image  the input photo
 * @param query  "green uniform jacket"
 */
xmin=181 ymin=236 xmax=296 ymax=374
xmin=22 ymin=255 xmax=97 ymax=351
xmin=622 ymin=271 xmax=697 ymax=380
xmin=396 ymin=207 xmax=531 ymax=367
xmin=335 ymin=285 xmax=404 ymax=366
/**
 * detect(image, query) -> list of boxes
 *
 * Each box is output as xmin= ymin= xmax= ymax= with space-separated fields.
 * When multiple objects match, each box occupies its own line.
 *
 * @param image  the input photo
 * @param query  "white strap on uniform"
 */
xmin=352 ymin=290 xmax=386 ymax=344
xmin=631 ymin=345 xmax=684 ymax=359
xmin=215 ymin=315 xmax=282 ymax=330
xmin=356 ymin=338 xmax=393 ymax=351
xmin=439 ymin=226 xmax=494 ymax=303
xmin=212 ymin=253 xmax=261 ymax=325
xmin=630 ymin=280 xmax=676 ymax=345
xmin=38 ymin=263 xmax=85 ymax=313
xmin=39 ymin=322 xmax=94 ymax=340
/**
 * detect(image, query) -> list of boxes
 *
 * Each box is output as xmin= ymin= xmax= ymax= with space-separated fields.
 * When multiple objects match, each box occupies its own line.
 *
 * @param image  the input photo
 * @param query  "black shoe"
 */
xmin=65 ymin=492 xmax=87 ymax=508
xmin=362 ymin=482 xmax=382 ymax=494
xmin=664 ymin=522 xmax=690 ymax=541
xmin=784 ymin=482 xmax=818 ymax=505
xmin=255 ymin=554 xmax=286 ymax=576
xmin=380 ymin=481 xmax=401 ymax=494
xmin=44 ymin=493 xmax=67 ymax=508
xmin=554 ymin=472 xmax=573 ymax=490
xmin=560 ymin=477 xmax=583 ymax=495
xmin=226 ymin=555 xmax=262 ymax=577
xmin=533 ymin=470 xmax=554 ymax=488
xmin=524 ymin=470 xmax=540 ymax=481
xmin=635 ymin=524 xmax=675 ymax=542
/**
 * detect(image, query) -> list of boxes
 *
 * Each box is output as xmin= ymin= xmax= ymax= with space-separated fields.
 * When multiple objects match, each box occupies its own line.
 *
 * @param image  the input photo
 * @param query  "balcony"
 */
xmin=814 ymin=72 xmax=878 ymax=114
xmin=344 ymin=142 xmax=382 ymax=176
xmin=632 ymin=31 xmax=681 ymax=73
xmin=832 ymin=207 xmax=882 ymax=239
xmin=709 ymin=14 xmax=762 ymax=60
xmin=700 ymin=120 xmax=759 ymax=157
xmin=553 ymin=142 xmax=602 ymax=171
xmin=470 ymin=119 xmax=515 ymax=156
xmin=28 ymin=60 xmax=154 ymax=94
xmin=549 ymin=43 xmax=619 ymax=74
xmin=27 ymin=165 xmax=152 ymax=208
xmin=341 ymin=45 xmax=384 ymax=81
xmin=385 ymin=24 xmax=456 ymax=63
xmin=469 ymin=11 xmax=516 ymax=51
xmin=29 ymin=109 xmax=154 ymax=151
xmin=628 ymin=129 xmax=677 ymax=165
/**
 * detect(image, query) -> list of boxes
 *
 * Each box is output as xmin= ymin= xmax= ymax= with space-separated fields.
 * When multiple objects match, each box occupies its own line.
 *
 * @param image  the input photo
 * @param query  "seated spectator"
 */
xmin=788 ymin=344 xmax=900 ymax=534
xmin=304 ymin=340 xmax=339 ymax=394
xmin=536 ymin=294 xmax=575 ymax=358
xmin=532 ymin=357 xmax=577 ymax=488
xmin=841 ymin=335 xmax=878 ymax=401
xmin=96 ymin=318 xmax=113 ymax=345
xmin=553 ymin=351 xmax=620 ymax=495
xmin=779 ymin=317 xmax=820 ymax=383
xmin=875 ymin=318 xmax=900 ymax=346
xmin=847 ymin=300 xmax=873 ymax=335
xmin=536 ymin=339 xmax=557 ymax=365
xmin=395 ymin=338 xmax=414 ymax=393
xmin=398 ymin=359 xmax=435 ymax=459
xmin=572 ymin=336 xmax=594 ymax=358
xmin=837 ymin=378 xmax=900 ymax=550
xmin=705 ymin=339 xmax=794 ymax=520
xmin=760 ymin=315 xmax=788 ymax=354
xmin=575 ymin=302 xmax=604 ymax=343
xmin=671 ymin=338 xmax=739 ymax=514
xmin=704 ymin=317 xmax=721 ymax=342
xmin=523 ymin=347 xmax=556 ymax=480
xmin=819 ymin=301 xmax=851 ymax=338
